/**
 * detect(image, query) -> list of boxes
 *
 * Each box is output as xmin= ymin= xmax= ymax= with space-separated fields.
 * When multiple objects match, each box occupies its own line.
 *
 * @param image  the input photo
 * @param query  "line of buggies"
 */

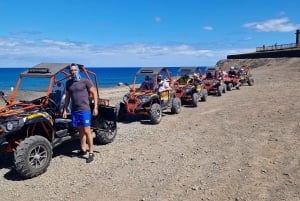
xmin=0 ymin=63 xmax=254 ymax=179
xmin=116 ymin=65 xmax=254 ymax=124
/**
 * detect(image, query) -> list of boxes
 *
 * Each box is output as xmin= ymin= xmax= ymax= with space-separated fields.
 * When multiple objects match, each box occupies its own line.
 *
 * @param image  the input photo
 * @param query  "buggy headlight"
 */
xmin=184 ymin=88 xmax=192 ymax=93
xmin=139 ymin=96 xmax=150 ymax=103
xmin=123 ymin=94 xmax=129 ymax=102
xmin=6 ymin=122 xmax=13 ymax=130
xmin=6 ymin=121 xmax=19 ymax=131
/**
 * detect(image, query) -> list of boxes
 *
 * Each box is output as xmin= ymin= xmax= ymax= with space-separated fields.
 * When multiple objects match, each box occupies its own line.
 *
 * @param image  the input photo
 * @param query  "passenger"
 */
xmin=192 ymin=73 xmax=202 ymax=85
xmin=157 ymin=75 xmax=172 ymax=92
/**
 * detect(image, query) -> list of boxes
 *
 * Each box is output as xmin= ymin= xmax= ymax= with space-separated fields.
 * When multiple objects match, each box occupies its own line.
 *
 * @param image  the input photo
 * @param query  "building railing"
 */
xmin=256 ymin=43 xmax=298 ymax=52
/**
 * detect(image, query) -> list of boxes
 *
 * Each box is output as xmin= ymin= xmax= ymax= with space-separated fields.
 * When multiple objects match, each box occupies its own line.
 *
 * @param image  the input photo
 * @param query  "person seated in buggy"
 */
xmin=140 ymin=75 xmax=154 ymax=90
xmin=177 ymin=73 xmax=191 ymax=84
xmin=205 ymin=71 xmax=214 ymax=79
xmin=157 ymin=74 xmax=171 ymax=92
xmin=228 ymin=66 xmax=238 ymax=77
xmin=189 ymin=73 xmax=202 ymax=85
xmin=238 ymin=67 xmax=247 ymax=76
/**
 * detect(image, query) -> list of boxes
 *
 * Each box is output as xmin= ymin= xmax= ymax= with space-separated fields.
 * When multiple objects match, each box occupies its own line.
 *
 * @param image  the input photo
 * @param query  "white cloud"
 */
xmin=243 ymin=37 xmax=252 ymax=41
xmin=0 ymin=36 xmax=252 ymax=67
xmin=243 ymin=17 xmax=300 ymax=32
xmin=9 ymin=30 xmax=41 ymax=35
xmin=203 ymin=26 xmax=213 ymax=31
xmin=154 ymin=17 xmax=161 ymax=23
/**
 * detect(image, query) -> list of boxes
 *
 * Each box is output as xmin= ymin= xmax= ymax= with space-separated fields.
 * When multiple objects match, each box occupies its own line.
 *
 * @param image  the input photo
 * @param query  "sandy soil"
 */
xmin=0 ymin=58 xmax=299 ymax=201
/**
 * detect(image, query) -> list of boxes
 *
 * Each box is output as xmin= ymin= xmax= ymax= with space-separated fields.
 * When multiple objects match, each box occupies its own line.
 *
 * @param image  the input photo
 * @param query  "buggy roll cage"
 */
xmin=131 ymin=67 xmax=173 ymax=91
xmin=6 ymin=63 xmax=103 ymax=107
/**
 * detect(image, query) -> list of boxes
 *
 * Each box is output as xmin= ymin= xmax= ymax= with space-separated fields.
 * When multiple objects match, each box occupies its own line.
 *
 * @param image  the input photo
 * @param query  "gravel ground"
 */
xmin=0 ymin=58 xmax=299 ymax=201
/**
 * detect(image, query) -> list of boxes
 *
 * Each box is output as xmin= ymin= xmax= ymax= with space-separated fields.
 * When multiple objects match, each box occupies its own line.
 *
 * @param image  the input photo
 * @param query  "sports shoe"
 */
xmin=86 ymin=153 xmax=94 ymax=163
xmin=77 ymin=149 xmax=87 ymax=156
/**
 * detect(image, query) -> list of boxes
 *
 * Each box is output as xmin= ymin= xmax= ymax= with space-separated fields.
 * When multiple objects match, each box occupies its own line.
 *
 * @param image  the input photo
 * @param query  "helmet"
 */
xmin=241 ymin=68 xmax=244 ymax=71
xmin=230 ymin=66 xmax=234 ymax=70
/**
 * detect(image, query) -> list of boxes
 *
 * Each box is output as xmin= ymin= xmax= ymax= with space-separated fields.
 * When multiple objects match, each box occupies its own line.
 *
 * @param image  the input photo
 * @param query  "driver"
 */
xmin=177 ymin=73 xmax=191 ymax=84
xmin=140 ymin=75 xmax=154 ymax=90
xmin=228 ymin=66 xmax=237 ymax=77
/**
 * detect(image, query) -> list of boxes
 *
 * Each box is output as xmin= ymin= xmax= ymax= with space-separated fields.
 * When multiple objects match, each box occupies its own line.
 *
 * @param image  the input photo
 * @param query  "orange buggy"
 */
xmin=0 ymin=63 xmax=117 ymax=178
xmin=174 ymin=66 xmax=208 ymax=107
xmin=238 ymin=65 xmax=254 ymax=86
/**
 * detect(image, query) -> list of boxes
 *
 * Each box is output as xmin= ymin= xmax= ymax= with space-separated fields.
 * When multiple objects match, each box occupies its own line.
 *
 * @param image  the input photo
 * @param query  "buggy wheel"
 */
xmin=93 ymin=115 xmax=117 ymax=144
xmin=201 ymin=89 xmax=208 ymax=102
xmin=115 ymin=102 xmax=126 ymax=122
xmin=222 ymin=84 xmax=226 ymax=93
xmin=248 ymin=78 xmax=254 ymax=86
xmin=217 ymin=86 xmax=222 ymax=96
xmin=192 ymin=93 xmax=198 ymax=107
xmin=149 ymin=103 xmax=162 ymax=124
xmin=227 ymin=83 xmax=233 ymax=91
xmin=14 ymin=136 xmax=52 ymax=179
xmin=171 ymin=97 xmax=181 ymax=114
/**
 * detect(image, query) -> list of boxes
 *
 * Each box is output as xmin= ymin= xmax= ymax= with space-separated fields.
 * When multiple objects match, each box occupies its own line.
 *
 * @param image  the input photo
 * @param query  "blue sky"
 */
xmin=0 ymin=0 xmax=299 ymax=67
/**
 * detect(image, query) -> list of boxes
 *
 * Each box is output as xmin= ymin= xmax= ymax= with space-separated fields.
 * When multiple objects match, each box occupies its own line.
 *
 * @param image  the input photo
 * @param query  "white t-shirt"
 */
xmin=158 ymin=79 xmax=170 ymax=92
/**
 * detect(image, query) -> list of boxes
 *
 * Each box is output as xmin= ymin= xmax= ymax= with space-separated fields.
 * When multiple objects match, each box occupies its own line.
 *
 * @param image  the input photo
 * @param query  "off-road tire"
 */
xmin=115 ymin=102 xmax=126 ymax=122
xmin=94 ymin=127 xmax=117 ymax=145
xmin=192 ymin=93 xmax=198 ymax=107
xmin=149 ymin=103 xmax=162 ymax=124
xmin=222 ymin=84 xmax=226 ymax=93
xmin=227 ymin=83 xmax=233 ymax=91
xmin=14 ymin=135 xmax=52 ymax=179
xmin=248 ymin=78 xmax=254 ymax=86
xmin=171 ymin=97 xmax=181 ymax=114
xmin=217 ymin=86 xmax=222 ymax=96
xmin=93 ymin=116 xmax=117 ymax=145
xmin=201 ymin=89 xmax=208 ymax=102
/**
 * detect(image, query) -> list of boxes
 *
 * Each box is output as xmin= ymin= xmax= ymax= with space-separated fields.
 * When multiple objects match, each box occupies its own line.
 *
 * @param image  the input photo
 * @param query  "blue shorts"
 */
xmin=71 ymin=111 xmax=91 ymax=127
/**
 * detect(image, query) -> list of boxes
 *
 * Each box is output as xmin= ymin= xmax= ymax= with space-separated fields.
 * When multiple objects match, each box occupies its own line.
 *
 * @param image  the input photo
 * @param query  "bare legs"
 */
xmin=78 ymin=126 xmax=94 ymax=153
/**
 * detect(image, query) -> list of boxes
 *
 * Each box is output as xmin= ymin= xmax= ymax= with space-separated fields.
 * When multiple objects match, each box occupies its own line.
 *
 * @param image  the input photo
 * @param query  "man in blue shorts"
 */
xmin=62 ymin=63 xmax=98 ymax=163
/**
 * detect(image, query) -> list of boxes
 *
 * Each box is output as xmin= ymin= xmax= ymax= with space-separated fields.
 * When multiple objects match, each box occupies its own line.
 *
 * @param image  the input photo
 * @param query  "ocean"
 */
xmin=0 ymin=67 xmax=207 ymax=91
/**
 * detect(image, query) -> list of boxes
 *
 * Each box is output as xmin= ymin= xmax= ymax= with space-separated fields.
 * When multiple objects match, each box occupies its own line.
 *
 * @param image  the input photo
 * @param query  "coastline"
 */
xmin=0 ymin=58 xmax=300 ymax=201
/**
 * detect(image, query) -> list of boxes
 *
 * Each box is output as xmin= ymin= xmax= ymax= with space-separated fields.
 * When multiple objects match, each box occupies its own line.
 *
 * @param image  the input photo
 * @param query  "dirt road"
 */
xmin=0 ymin=58 xmax=299 ymax=201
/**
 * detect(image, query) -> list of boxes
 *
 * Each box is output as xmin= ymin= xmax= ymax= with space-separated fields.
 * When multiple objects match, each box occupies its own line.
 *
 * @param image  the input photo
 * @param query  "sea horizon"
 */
xmin=0 ymin=66 xmax=208 ymax=91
